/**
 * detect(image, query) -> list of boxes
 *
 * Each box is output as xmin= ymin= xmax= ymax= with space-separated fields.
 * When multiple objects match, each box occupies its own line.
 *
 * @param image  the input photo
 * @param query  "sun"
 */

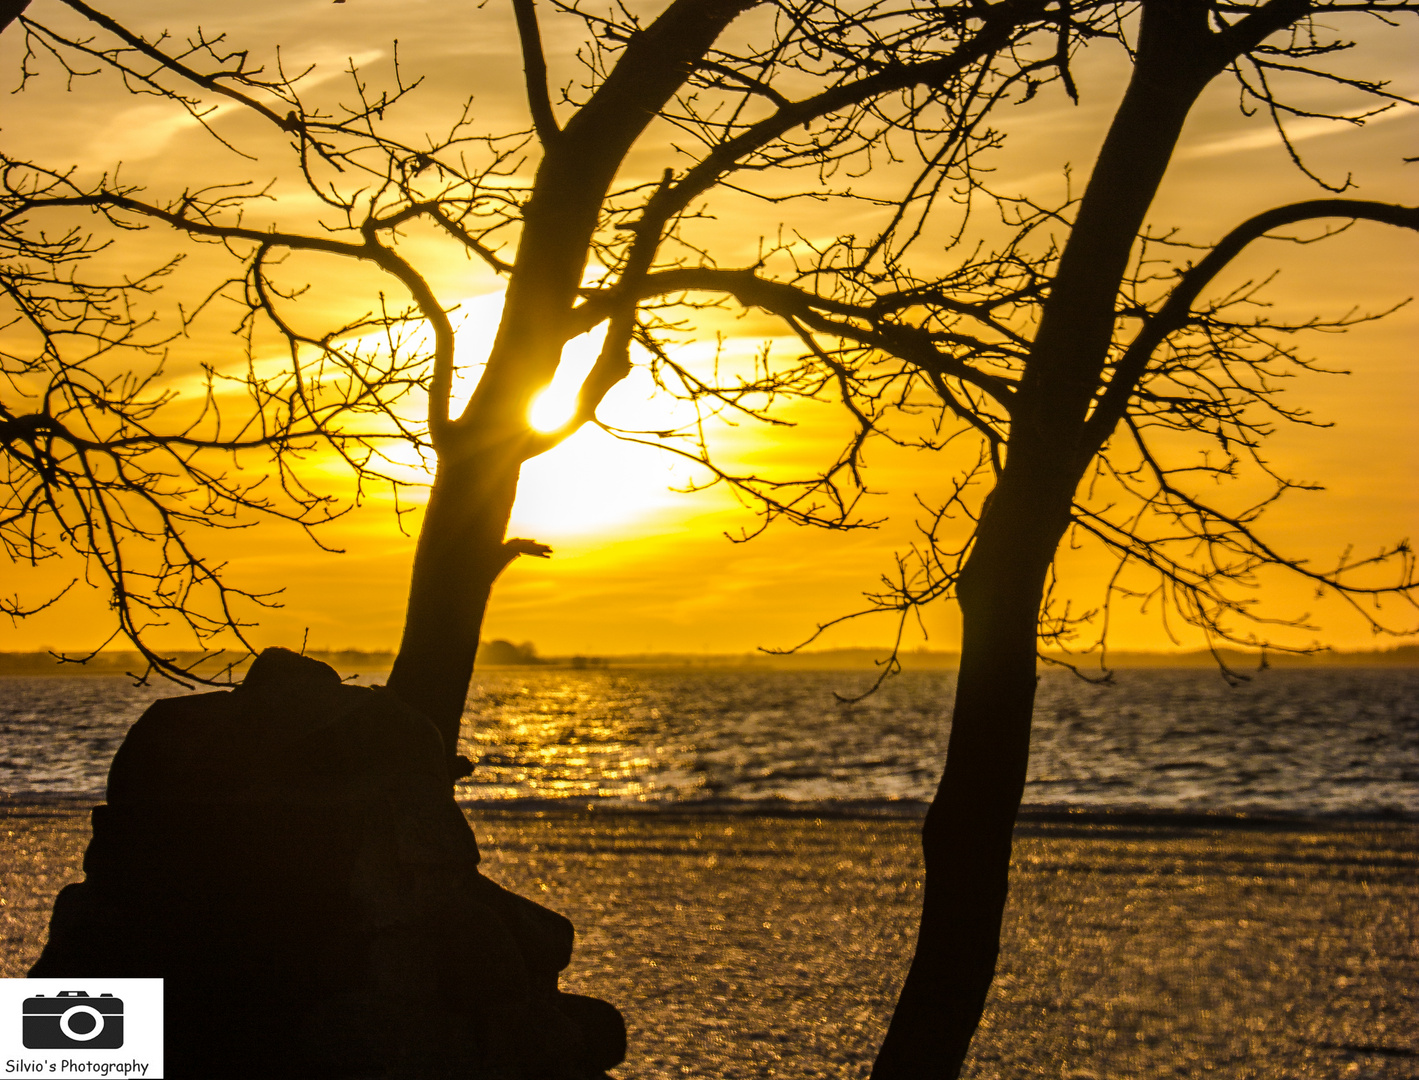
xmin=510 ymin=420 xmax=687 ymax=538
xmin=526 ymin=317 xmax=604 ymax=434
xmin=206 ymin=288 xmax=739 ymax=539
xmin=448 ymin=292 xmax=700 ymax=539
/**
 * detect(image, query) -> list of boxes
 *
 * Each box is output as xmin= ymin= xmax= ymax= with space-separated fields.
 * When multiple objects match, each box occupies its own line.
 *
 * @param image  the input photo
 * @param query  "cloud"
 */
xmin=85 ymin=46 xmax=386 ymax=164
xmin=1179 ymin=103 xmax=1413 ymax=161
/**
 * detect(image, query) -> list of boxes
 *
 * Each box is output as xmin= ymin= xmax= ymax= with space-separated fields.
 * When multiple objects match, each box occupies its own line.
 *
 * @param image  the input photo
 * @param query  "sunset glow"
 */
xmin=511 ymin=420 xmax=694 ymax=539
xmin=0 ymin=1 xmax=1413 ymax=659
xmin=526 ymin=329 xmax=602 ymax=433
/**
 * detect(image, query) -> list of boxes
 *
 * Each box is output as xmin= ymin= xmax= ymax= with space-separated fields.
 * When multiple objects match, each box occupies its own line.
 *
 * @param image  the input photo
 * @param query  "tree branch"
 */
xmin=511 ymin=0 xmax=561 ymax=146
xmin=1084 ymin=199 xmax=1419 ymax=453
xmin=54 ymin=0 xmax=302 ymax=134
xmin=594 ymin=266 xmax=1019 ymax=407
xmin=0 ymin=0 xmax=29 ymax=35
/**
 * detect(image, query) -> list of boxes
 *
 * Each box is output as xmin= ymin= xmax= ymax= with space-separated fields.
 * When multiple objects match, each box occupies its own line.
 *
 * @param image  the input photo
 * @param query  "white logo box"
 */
xmin=0 ymin=979 xmax=163 ymax=1079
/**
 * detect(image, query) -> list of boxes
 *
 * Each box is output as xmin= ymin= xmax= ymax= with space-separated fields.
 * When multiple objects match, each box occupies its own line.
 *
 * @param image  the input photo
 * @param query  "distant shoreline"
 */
xmin=0 ymin=643 xmax=1416 ymax=676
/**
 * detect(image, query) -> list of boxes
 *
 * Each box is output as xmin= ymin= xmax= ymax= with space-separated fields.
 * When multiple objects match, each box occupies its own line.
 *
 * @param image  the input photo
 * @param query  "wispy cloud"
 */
xmin=1179 ymin=103 xmax=1413 ymax=160
xmin=86 ymin=47 xmax=386 ymax=164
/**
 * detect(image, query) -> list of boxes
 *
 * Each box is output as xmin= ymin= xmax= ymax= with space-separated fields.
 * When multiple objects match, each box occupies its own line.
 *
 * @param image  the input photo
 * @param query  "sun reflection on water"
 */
xmin=458 ymin=675 xmax=686 ymax=801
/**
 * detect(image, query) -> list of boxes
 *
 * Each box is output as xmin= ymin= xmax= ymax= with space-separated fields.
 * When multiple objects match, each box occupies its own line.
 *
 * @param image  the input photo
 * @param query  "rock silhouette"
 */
xmin=29 ymin=648 xmax=624 ymax=1079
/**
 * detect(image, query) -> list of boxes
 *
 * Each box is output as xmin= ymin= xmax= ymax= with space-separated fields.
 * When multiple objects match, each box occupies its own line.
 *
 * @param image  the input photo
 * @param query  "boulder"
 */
xmin=30 ymin=648 xmax=624 ymax=1079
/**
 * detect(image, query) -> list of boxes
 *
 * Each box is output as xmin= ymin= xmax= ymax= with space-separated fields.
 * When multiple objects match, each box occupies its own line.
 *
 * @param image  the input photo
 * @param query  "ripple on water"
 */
xmin=1 ymin=668 xmax=1415 ymax=816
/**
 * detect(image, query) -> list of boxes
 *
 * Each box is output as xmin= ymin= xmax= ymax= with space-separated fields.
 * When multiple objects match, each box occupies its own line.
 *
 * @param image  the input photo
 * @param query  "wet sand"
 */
xmin=3 ymin=801 xmax=1415 ymax=1078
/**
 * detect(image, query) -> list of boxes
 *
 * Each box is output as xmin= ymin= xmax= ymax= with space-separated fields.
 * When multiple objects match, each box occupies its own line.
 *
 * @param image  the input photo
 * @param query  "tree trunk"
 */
xmin=379 ymin=0 xmax=759 ymax=748
xmin=869 ymin=5 xmax=1318 ymax=1070
xmin=386 ymin=446 xmax=523 ymax=757
xmin=870 ymin=460 xmax=1072 ymax=1078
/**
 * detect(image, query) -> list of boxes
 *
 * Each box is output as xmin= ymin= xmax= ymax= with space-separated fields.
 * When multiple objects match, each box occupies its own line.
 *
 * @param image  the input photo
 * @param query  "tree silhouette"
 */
xmin=2 ymin=0 xmax=1417 ymax=1075
xmin=642 ymin=1 xmax=1417 ymax=1073
xmin=3 ymin=0 xmax=1096 ymax=729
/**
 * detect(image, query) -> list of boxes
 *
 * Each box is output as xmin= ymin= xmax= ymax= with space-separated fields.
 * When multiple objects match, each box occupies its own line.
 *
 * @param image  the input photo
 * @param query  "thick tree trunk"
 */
xmin=870 ymin=459 xmax=1072 ymax=1078
xmin=386 ymin=448 xmax=522 ymax=757
xmin=379 ymin=0 xmax=759 ymax=750
xmin=870 ymin=6 xmax=1314 ymax=1071
xmin=376 ymin=0 xmax=750 ymax=734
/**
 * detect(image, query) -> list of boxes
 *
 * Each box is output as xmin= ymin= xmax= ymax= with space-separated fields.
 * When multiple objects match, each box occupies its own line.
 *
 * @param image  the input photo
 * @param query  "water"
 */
xmin=1 ymin=668 xmax=1416 ymax=817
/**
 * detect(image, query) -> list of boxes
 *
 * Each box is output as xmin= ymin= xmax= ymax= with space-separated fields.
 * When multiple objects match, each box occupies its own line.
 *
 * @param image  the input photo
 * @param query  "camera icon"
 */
xmin=22 ymin=991 xmax=125 ymax=1049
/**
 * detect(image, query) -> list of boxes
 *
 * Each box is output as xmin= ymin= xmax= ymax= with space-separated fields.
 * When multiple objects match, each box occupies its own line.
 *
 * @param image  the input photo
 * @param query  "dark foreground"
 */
xmin=2 ymin=801 xmax=1415 ymax=1079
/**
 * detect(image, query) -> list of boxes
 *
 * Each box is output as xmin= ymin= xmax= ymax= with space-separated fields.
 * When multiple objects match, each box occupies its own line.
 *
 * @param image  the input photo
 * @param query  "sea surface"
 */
xmin=1 ymin=668 xmax=1416 ymax=818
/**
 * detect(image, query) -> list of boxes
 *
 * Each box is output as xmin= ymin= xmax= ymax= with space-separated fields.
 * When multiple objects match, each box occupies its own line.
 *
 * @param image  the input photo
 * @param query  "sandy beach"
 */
xmin=3 ymin=801 xmax=1415 ymax=1078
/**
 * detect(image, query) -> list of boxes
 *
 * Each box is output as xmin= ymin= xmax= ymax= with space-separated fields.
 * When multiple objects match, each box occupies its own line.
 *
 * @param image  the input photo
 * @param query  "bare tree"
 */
xmin=0 ymin=0 xmax=1123 ymax=727
xmin=3 ymin=0 xmax=1416 ymax=1074
xmin=633 ymin=0 xmax=1418 ymax=1074
xmin=0 ymin=3 xmax=1110 ymax=1069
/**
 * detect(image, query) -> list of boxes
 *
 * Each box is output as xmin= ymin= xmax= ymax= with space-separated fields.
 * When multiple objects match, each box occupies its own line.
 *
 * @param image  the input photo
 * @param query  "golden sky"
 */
xmin=1 ymin=0 xmax=1416 ymax=658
